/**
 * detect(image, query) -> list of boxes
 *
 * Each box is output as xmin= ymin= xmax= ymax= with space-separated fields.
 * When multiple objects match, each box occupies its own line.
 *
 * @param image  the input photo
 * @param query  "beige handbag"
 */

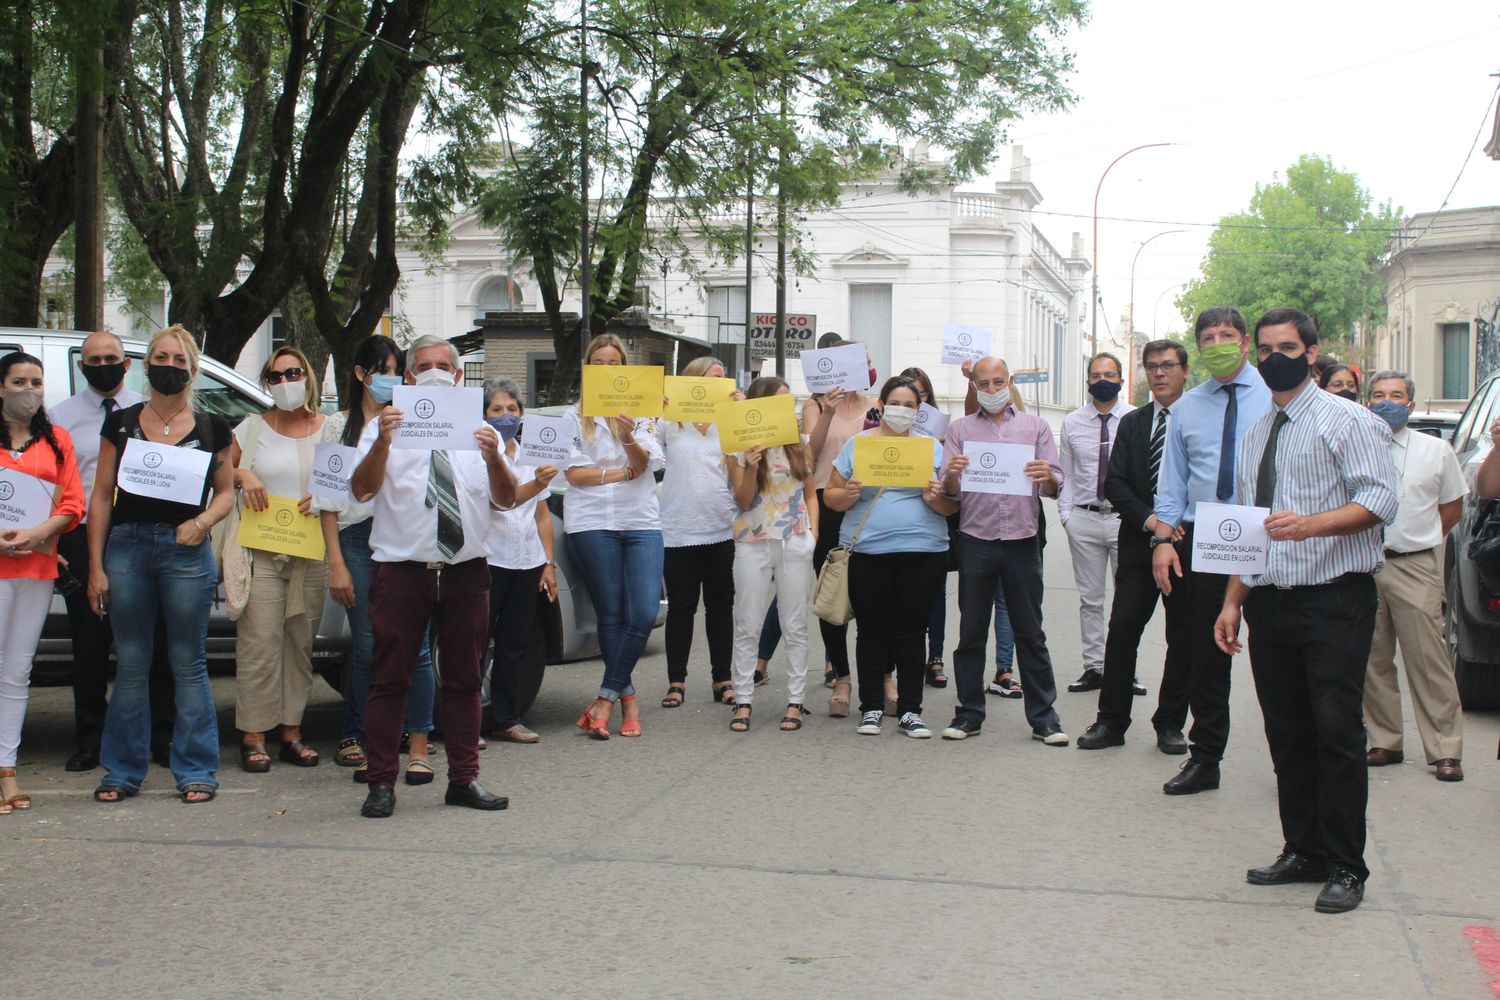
xmin=217 ymin=415 xmax=261 ymax=621
xmin=811 ymin=487 xmax=885 ymax=625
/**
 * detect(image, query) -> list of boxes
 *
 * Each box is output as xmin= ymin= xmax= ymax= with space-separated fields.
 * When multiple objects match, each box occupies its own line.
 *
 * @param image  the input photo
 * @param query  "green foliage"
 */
xmin=1176 ymin=155 xmax=1401 ymax=352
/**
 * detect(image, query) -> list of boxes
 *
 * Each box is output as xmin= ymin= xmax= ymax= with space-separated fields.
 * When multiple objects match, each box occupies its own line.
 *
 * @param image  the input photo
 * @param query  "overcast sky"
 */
xmin=972 ymin=0 xmax=1500 ymax=345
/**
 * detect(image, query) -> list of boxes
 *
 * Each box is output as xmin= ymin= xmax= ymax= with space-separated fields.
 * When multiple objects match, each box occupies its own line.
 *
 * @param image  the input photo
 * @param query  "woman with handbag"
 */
xmin=229 ymin=347 xmax=329 ymax=773
xmin=90 ymin=326 xmax=235 ymax=803
xmin=726 ymin=376 xmax=818 ymax=732
xmin=824 ymin=376 xmax=957 ymax=738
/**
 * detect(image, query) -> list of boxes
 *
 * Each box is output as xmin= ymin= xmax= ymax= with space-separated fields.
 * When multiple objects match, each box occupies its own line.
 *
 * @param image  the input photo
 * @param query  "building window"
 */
xmin=476 ymin=276 xmax=523 ymax=318
xmin=849 ymin=284 xmax=892 ymax=378
xmin=1053 ymin=318 xmax=1065 ymax=405
xmin=706 ymin=285 xmax=747 ymax=344
xmin=528 ymin=355 xmax=557 ymax=408
xmin=1442 ymin=322 xmax=1470 ymax=399
xmin=270 ymin=314 xmax=286 ymax=354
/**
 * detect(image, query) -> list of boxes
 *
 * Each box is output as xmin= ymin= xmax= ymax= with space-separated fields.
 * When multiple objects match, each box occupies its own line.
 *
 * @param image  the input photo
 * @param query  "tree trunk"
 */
xmin=279 ymin=283 xmax=331 ymax=400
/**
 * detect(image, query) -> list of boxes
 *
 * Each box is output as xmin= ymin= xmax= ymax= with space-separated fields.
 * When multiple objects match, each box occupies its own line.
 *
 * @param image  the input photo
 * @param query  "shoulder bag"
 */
xmin=811 ymin=486 xmax=886 ymax=625
xmin=218 ymin=413 xmax=261 ymax=620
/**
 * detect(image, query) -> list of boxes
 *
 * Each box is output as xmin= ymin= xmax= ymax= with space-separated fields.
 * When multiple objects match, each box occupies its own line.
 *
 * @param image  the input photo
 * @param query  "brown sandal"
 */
xmin=334 ymin=738 xmax=366 ymax=767
xmin=240 ymin=743 xmax=271 ymax=773
xmin=279 ymin=741 xmax=320 ymax=767
xmin=0 ymin=768 xmax=31 ymax=810
xmin=828 ymin=678 xmax=852 ymax=717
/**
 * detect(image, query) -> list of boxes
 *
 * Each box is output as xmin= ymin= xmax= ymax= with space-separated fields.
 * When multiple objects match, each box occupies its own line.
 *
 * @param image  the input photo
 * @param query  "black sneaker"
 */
xmin=898 ymin=713 xmax=932 ymax=739
xmin=941 ymin=717 xmax=982 ymax=740
xmin=855 ymin=710 xmax=883 ymax=735
xmin=1031 ymin=724 xmax=1070 ymax=746
xmin=1132 ymin=677 xmax=1148 ymax=696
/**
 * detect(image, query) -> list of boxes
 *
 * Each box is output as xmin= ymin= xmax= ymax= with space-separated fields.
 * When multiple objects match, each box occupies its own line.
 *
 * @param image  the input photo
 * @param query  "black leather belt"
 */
xmin=1383 ymin=548 xmax=1428 ymax=559
xmin=1076 ymin=503 xmax=1115 ymax=514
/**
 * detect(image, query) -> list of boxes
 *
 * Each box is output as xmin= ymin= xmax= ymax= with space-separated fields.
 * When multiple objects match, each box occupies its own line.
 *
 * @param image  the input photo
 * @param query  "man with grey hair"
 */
xmin=1362 ymin=370 xmax=1468 ymax=781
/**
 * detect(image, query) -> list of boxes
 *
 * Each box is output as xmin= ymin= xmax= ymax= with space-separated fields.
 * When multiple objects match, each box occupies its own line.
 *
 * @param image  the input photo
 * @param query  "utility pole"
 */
xmin=578 ymin=0 xmax=591 ymax=371
xmin=74 ymin=37 xmax=105 ymax=333
xmin=774 ymin=88 xmax=789 ymax=379
xmin=743 ymin=170 xmax=754 ymax=380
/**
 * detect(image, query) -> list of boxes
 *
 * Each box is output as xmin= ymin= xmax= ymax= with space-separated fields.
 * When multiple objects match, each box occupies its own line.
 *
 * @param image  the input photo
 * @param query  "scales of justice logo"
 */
xmin=143 ymin=451 xmax=163 ymax=469
xmin=275 ymin=509 xmax=294 ymax=527
xmin=884 ymin=447 xmax=900 ymax=464
xmin=0 ymin=482 xmax=13 ymax=502
xmin=539 ymin=426 xmax=558 ymax=444
xmin=957 ymin=331 xmax=972 ymax=347
xmin=691 ymin=385 xmax=708 ymax=401
xmin=817 ymin=357 xmax=833 ymax=373
xmin=327 ymin=455 xmax=344 ymax=474
xmin=414 ymin=398 xmax=436 ymax=420
xmin=613 ymin=376 xmax=631 ymax=393
xmin=745 ymin=409 xmax=763 ymax=426
xmin=1218 ymin=519 xmax=1242 ymax=542
xmin=979 ymin=452 xmax=997 ymax=469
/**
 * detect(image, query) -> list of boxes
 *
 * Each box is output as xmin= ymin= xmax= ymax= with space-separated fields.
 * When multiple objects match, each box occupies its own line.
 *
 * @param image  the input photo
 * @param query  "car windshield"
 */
xmin=69 ymin=346 xmax=266 ymax=428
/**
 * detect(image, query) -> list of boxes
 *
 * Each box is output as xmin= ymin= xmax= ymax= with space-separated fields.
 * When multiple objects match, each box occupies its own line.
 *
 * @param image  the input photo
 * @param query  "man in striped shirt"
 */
xmin=1214 ymin=308 xmax=1397 ymax=915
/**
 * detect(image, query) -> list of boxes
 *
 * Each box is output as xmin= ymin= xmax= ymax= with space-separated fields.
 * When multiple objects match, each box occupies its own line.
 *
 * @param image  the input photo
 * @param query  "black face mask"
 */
xmin=1087 ymin=380 xmax=1122 ymax=402
xmin=1333 ymin=388 xmax=1358 ymax=402
xmin=146 ymin=364 xmax=192 ymax=396
xmin=80 ymin=361 xmax=126 ymax=393
xmin=1258 ymin=352 xmax=1310 ymax=393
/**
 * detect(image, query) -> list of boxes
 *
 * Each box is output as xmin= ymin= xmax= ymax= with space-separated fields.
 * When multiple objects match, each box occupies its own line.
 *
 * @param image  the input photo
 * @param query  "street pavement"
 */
xmin=4 ymin=505 xmax=1498 ymax=999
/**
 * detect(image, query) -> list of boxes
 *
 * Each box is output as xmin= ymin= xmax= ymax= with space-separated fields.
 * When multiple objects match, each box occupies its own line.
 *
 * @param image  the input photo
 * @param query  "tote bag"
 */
xmin=811 ymin=487 xmax=885 ymax=625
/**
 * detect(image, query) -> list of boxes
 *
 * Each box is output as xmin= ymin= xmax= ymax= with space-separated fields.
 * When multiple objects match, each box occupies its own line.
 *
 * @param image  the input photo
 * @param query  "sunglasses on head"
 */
xmin=266 ymin=367 xmax=306 ymax=384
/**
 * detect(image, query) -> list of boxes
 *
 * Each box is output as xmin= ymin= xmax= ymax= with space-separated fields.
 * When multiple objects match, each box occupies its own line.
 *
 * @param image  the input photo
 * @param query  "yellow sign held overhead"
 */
xmin=853 ymin=434 xmax=935 ymax=488
xmin=715 ymin=394 xmax=801 ymax=454
xmin=237 ymin=495 xmax=326 ymax=560
xmin=663 ymin=376 xmax=736 ymax=421
xmin=580 ymin=365 xmax=665 ymax=418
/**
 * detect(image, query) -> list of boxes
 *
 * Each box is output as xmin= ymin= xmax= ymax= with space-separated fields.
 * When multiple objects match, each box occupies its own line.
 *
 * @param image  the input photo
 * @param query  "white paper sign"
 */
xmin=117 ymin=438 xmax=212 ymax=505
xmin=392 ymin=385 xmax=485 ymax=451
xmin=309 ymin=443 xmax=357 ymax=501
xmin=1191 ymin=502 xmax=1270 ymax=576
xmin=960 ymin=441 xmax=1034 ymax=496
xmin=515 ymin=413 xmax=575 ymax=468
xmin=0 ymin=467 xmax=55 ymax=530
xmin=914 ymin=403 xmax=950 ymax=439
xmin=799 ymin=343 xmax=870 ymax=394
xmin=941 ymin=324 xmax=992 ymax=366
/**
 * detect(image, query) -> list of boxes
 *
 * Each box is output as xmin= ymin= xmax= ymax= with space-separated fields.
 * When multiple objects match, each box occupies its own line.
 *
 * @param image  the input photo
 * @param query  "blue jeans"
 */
xmin=927 ymin=583 xmax=947 ymax=660
xmin=993 ymin=579 xmax=1015 ymax=670
xmin=98 ymin=523 xmax=219 ymax=791
xmin=337 ymin=519 xmax=435 ymax=739
xmin=566 ymin=529 xmax=664 ymax=698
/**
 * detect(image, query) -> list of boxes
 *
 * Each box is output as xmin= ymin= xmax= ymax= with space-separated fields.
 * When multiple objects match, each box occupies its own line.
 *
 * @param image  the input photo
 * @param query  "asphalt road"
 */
xmin=5 ymin=505 xmax=1498 ymax=999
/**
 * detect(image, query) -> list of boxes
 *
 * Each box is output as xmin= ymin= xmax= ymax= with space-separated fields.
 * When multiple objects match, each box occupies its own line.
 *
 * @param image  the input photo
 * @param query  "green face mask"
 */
xmin=1198 ymin=341 xmax=1244 ymax=378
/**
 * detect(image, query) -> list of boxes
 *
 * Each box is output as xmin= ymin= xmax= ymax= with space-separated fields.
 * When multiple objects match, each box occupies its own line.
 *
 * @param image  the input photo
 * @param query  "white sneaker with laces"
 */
xmin=856 ymin=710 xmax=883 ymax=735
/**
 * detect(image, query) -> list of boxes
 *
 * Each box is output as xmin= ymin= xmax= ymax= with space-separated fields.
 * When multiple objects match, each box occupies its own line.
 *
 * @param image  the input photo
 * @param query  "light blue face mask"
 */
xmin=368 ymin=373 xmax=401 ymax=405
xmin=1369 ymin=400 xmax=1410 ymax=431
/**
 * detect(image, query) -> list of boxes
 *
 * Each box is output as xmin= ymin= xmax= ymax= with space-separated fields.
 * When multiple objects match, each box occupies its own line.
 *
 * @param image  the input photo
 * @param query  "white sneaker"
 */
xmin=856 ymin=710 xmax=883 ymax=735
xmin=898 ymin=713 xmax=931 ymax=739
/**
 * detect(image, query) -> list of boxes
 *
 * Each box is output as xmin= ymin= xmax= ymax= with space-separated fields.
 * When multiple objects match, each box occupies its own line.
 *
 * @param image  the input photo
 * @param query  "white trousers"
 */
xmin=731 ymin=532 xmax=815 ymax=706
xmin=0 ymin=577 xmax=54 ymax=767
xmin=1063 ymin=507 xmax=1118 ymax=671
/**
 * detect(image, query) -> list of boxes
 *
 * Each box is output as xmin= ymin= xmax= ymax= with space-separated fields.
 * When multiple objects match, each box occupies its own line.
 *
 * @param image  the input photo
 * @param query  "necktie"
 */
xmin=1254 ymin=411 xmax=1290 ymax=509
xmin=1148 ymin=407 xmax=1169 ymax=493
xmin=425 ymin=450 xmax=465 ymax=560
xmin=1096 ymin=412 xmax=1111 ymax=502
xmin=1216 ymin=384 xmax=1238 ymax=501
xmin=101 ymin=396 xmax=116 ymax=422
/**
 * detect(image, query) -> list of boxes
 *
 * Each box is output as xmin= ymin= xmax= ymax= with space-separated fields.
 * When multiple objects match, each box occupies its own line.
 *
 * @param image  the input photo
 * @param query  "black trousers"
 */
xmin=1243 ymin=574 xmax=1376 ymax=881
xmin=486 ymin=564 xmax=543 ymax=730
xmin=1173 ymin=525 xmax=1232 ymax=762
xmin=847 ymin=550 xmax=946 ymax=717
xmin=662 ymin=540 xmax=735 ymax=685
xmin=813 ymin=490 xmax=850 ymax=677
xmin=1097 ymin=555 xmax=1191 ymax=735
xmin=58 ymin=523 xmax=175 ymax=750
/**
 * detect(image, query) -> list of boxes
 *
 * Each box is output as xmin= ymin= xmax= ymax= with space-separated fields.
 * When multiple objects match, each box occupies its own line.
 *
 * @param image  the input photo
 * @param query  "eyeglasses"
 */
xmin=1143 ymin=361 xmax=1182 ymax=374
xmin=266 ymin=367 xmax=305 ymax=385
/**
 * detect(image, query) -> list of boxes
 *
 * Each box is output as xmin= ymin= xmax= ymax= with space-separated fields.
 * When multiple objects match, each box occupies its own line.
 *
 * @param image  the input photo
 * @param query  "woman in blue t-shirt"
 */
xmin=824 ymin=376 xmax=958 ymax=739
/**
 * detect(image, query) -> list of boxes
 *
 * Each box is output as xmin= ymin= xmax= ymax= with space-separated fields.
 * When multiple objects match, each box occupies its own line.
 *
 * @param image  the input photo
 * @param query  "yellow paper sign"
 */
xmin=581 ymin=365 xmax=665 ymax=418
xmin=236 ymin=495 xmax=326 ymax=560
xmin=853 ymin=435 xmax=935 ymax=488
xmin=715 ymin=394 xmax=801 ymax=453
xmin=663 ymin=376 xmax=736 ymax=421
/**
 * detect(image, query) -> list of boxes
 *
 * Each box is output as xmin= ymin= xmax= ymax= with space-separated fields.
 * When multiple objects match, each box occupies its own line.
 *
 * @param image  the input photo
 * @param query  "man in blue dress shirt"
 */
xmin=1149 ymin=308 xmax=1271 ymax=795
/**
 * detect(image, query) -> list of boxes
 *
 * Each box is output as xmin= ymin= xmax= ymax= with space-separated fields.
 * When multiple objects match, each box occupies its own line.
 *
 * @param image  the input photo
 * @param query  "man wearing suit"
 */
xmin=1078 ymin=341 xmax=1192 ymax=752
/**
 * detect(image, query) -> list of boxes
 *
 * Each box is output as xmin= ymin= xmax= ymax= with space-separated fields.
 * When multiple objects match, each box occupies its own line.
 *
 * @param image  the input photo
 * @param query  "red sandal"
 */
xmin=576 ymin=698 xmax=612 ymax=740
xmin=618 ymin=693 xmax=642 ymax=738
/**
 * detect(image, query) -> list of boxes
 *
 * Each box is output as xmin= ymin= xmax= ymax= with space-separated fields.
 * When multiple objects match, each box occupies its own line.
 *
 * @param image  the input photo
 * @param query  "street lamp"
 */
xmin=1127 ymin=229 xmax=1185 ymax=399
xmin=1152 ymin=282 xmax=1185 ymax=338
xmin=1090 ymin=142 xmax=1174 ymax=356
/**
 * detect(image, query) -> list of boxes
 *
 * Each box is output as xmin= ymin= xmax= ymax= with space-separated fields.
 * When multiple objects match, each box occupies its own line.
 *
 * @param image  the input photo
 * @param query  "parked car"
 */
xmin=1408 ymin=409 xmax=1461 ymax=442
xmin=1442 ymin=367 xmax=1500 ymax=709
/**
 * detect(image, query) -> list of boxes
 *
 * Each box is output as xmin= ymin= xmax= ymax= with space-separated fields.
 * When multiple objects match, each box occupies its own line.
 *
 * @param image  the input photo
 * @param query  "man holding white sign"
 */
xmin=1213 ymin=308 xmax=1397 ymax=915
xmin=939 ymin=356 xmax=1067 ymax=745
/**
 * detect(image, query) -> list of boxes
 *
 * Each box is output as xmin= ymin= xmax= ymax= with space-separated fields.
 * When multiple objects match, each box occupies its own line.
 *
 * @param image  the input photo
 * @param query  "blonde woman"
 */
xmin=725 ymin=376 xmax=818 ymax=733
xmin=90 ymin=326 xmax=235 ymax=803
xmin=566 ymin=334 xmax=665 ymax=739
xmin=659 ymin=355 xmax=740 ymax=707
xmin=230 ymin=346 xmax=328 ymax=772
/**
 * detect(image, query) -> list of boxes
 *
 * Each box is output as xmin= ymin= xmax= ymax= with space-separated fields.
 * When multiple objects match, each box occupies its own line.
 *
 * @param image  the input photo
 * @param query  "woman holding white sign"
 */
xmin=90 ymin=326 xmax=235 ymax=804
xmin=565 ymin=334 xmax=665 ymax=739
xmin=229 ymin=347 xmax=329 ymax=774
xmin=825 ymin=376 xmax=957 ymax=739
xmin=0 ymin=351 xmax=86 ymax=813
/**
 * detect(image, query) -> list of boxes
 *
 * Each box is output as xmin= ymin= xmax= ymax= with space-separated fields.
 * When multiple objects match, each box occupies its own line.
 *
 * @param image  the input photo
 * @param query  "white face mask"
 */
xmin=269 ymin=379 xmax=308 ymax=412
xmin=880 ymin=405 xmax=919 ymax=433
xmin=413 ymin=367 xmax=455 ymax=388
xmin=976 ymin=388 xmax=1011 ymax=414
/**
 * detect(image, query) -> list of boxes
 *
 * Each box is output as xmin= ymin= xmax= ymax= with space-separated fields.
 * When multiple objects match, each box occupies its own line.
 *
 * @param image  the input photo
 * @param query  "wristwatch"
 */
xmin=1149 ymin=535 xmax=1174 ymax=549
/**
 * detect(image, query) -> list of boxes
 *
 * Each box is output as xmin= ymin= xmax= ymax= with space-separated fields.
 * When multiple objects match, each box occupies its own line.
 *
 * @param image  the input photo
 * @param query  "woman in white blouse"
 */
xmin=482 ymin=378 xmax=558 ymax=744
xmin=566 ymin=334 xmax=665 ymax=739
xmin=658 ymin=355 xmax=740 ymax=708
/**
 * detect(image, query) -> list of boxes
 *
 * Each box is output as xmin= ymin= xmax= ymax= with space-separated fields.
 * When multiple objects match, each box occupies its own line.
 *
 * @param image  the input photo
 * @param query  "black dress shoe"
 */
xmin=65 ymin=746 xmax=101 ymax=772
xmin=1155 ymin=729 xmax=1188 ymax=755
xmin=1163 ymin=758 xmax=1220 ymax=795
xmin=1245 ymin=851 xmax=1330 ymax=885
xmin=1076 ymin=722 xmax=1125 ymax=750
xmin=1132 ymin=678 xmax=1147 ymax=696
xmin=360 ymin=785 xmax=396 ymax=818
xmin=444 ymin=780 xmax=509 ymax=810
xmin=1314 ymin=869 xmax=1364 ymax=913
xmin=151 ymin=744 xmax=172 ymax=768
xmin=1066 ymin=669 xmax=1103 ymax=693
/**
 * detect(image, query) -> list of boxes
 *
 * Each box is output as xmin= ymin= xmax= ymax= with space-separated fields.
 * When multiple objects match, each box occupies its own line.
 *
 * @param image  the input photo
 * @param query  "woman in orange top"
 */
xmin=0 ymin=351 xmax=85 ymax=813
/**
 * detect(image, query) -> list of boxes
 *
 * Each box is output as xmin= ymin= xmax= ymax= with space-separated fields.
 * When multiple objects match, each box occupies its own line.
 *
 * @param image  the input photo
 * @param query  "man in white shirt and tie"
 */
xmin=349 ymin=335 xmax=517 ymax=818
xmin=1059 ymin=352 xmax=1135 ymax=693
xmin=49 ymin=331 xmax=165 ymax=772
